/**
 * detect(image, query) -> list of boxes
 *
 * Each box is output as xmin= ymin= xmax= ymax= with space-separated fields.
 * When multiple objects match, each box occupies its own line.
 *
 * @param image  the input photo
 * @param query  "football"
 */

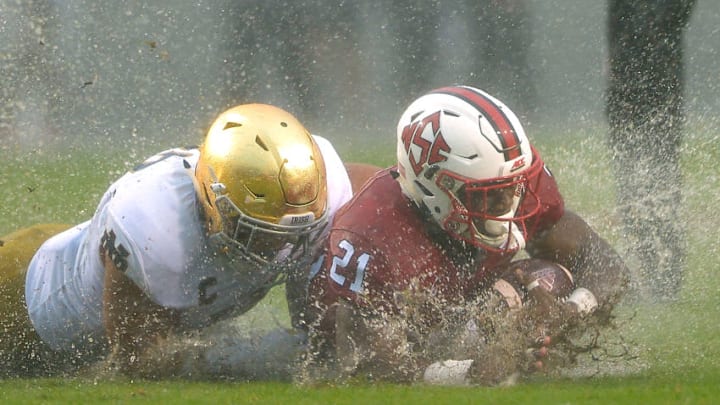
xmin=501 ymin=258 xmax=575 ymax=301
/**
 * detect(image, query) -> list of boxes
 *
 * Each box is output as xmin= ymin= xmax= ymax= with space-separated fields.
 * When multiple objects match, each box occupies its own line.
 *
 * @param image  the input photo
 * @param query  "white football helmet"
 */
xmin=396 ymin=85 xmax=543 ymax=253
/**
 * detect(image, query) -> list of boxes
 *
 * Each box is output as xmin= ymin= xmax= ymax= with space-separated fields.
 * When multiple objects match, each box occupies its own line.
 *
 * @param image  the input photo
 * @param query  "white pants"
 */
xmin=25 ymin=221 xmax=106 ymax=353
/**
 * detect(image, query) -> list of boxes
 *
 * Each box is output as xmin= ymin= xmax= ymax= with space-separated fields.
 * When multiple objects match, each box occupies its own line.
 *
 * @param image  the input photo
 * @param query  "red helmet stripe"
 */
xmin=431 ymin=86 xmax=521 ymax=161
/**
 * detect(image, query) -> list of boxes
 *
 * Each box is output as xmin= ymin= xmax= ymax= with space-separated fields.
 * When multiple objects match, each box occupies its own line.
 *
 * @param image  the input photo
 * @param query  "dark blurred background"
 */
xmin=1 ymin=0 xmax=717 ymax=155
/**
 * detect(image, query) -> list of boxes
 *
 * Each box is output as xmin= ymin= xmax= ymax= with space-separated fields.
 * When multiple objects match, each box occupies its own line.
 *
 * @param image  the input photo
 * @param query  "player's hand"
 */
xmin=523 ymin=334 xmax=551 ymax=372
xmin=514 ymin=268 xmax=580 ymax=372
xmin=516 ymin=267 xmax=582 ymax=325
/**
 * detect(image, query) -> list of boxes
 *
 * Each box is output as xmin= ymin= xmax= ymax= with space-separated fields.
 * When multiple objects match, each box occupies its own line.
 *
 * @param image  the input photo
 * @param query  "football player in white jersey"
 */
xmin=0 ymin=103 xmax=380 ymax=377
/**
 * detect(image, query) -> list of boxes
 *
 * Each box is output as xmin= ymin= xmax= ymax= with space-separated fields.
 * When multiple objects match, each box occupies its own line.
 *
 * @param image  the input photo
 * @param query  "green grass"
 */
xmin=0 ymin=371 xmax=717 ymax=404
xmin=2 ymin=127 xmax=719 ymax=404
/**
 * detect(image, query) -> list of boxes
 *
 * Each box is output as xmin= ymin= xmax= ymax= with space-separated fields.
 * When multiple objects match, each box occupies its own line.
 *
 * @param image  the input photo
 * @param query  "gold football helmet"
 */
xmin=195 ymin=104 xmax=328 ymax=266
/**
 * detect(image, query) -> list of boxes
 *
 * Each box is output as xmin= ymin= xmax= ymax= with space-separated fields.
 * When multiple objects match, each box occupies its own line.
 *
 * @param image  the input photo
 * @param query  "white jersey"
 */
xmin=25 ymin=136 xmax=352 ymax=352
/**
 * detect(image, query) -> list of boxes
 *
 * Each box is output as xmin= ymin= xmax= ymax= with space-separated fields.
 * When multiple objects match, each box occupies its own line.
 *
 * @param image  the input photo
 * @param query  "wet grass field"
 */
xmin=1 ymin=126 xmax=719 ymax=403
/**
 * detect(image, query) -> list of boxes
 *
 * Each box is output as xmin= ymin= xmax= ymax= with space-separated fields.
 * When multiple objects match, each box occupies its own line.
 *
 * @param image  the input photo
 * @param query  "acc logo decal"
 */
xmin=400 ymin=111 xmax=451 ymax=175
xmin=510 ymin=157 xmax=526 ymax=172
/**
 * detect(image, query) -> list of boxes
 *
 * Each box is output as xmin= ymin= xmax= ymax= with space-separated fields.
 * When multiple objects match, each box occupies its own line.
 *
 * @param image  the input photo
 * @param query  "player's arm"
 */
xmin=100 ymin=244 xmax=180 ymax=374
xmin=343 ymin=162 xmax=382 ymax=194
xmin=306 ymin=231 xmax=420 ymax=382
xmin=332 ymin=298 xmax=420 ymax=382
xmin=506 ymin=210 xmax=629 ymax=374
xmin=526 ymin=209 xmax=629 ymax=320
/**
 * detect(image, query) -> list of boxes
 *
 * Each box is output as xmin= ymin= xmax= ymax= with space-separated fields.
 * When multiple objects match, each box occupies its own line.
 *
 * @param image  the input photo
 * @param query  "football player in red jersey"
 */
xmin=301 ymin=85 xmax=629 ymax=385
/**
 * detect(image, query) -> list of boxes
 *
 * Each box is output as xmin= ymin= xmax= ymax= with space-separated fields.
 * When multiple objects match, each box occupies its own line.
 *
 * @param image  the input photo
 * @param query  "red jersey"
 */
xmin=305 ymin=160 xmax=564 ymax=329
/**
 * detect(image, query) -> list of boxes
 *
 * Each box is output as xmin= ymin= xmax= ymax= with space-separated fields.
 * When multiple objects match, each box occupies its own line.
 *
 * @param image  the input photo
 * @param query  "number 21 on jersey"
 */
xmin=329 ymin=239 xmax=370 ymax=293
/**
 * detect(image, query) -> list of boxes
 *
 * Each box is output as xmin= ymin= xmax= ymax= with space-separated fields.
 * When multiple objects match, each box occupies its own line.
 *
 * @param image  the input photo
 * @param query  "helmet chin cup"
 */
xmin=482 ymin=211 xmax=513 ymax=237
xmin=470 ymin=214 xmax=526 ymax=253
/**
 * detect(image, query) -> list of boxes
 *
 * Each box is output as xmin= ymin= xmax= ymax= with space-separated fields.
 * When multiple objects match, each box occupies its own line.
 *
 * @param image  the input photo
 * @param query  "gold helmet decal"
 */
xmin=195 ymin=104 xmax=328 ymax=237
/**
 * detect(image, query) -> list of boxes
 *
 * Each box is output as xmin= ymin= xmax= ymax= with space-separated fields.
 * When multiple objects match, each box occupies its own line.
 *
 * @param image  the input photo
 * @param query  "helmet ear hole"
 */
xmin=424 ymin=165 xmax=440 ymax=180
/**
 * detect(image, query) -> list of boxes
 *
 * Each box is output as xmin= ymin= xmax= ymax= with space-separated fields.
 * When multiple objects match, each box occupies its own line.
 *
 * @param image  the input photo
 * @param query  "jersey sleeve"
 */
xmin=91 ymin=149 xmax=203 ymax=309
xmin=305 ymin=226 xmax=395 ymax=334
xmin=309 ymin=227 xmax=390 ymax=305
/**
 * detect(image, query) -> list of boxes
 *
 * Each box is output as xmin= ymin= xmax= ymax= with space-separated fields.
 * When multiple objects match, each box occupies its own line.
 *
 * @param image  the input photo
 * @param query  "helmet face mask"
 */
xmin=455 ymin=177 xmax=520 ymax=220
xmin=212 ymin=192 xmax=328 ymax=264
xmin=435 ymin=162 xmax=543 ymax=251
xmin=195 ymin=104 xmax=328 ymax=270
xmin=396 ymin=86 xmax=542 ymax=254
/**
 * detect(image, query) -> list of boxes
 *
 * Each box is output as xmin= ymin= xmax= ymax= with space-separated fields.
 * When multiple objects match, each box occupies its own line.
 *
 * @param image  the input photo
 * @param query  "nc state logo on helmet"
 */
xmin=395 ymin=85 xmax=543 ymax=253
